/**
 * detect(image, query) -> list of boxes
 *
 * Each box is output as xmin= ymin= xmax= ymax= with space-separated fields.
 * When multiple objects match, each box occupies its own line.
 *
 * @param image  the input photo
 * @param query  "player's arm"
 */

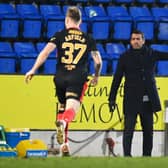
xmin=90 ymin=50 xmax=102 ymax=86
xmin=25 ymin=42 xmax=56 ymax=83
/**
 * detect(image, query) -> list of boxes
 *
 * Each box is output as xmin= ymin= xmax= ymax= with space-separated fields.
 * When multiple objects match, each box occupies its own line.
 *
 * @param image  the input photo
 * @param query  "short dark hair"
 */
xmin=131 ymin=30 xmax=145 ymax=40
xmin=66 ymin=6 xmax=81 ymax=23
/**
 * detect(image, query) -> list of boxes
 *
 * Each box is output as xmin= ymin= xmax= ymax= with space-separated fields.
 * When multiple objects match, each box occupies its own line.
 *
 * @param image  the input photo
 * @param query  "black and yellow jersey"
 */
xmin=49 ymin=28 xmax=97 ymax=75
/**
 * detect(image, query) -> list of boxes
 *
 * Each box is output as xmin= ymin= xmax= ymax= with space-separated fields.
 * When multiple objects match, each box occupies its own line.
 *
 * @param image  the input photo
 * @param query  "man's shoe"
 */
xmin=55 ymin=120 xmax=65 ymax=145
xmin=61 ymin=143 xmax=70 ymax=157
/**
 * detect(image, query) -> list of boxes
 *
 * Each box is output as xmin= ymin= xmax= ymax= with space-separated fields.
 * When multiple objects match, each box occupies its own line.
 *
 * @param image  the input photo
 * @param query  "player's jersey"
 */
xmin=49 ymin=28 xmax=97 ymax=75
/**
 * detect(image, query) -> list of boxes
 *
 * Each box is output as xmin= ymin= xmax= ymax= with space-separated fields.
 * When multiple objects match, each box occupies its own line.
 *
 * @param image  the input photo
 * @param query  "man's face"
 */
xmin=130 ymin=33 xmax=145 ymax=49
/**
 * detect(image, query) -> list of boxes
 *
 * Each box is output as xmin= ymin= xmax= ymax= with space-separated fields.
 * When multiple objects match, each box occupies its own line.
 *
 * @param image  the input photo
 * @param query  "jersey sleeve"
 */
xmin=48 ymin=32 xmax=60 ymax=45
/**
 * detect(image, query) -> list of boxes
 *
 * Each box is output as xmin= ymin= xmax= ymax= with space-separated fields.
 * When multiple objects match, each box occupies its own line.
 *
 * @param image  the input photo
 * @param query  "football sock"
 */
xmin=63 ymin=108 xmax=75 ymax=123
xmin=80 ymin=82 xmax=88 ymax=102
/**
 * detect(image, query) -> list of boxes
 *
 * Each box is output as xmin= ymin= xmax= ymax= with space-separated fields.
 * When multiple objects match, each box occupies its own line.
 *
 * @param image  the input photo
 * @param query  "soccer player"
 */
xmin=25 ymin=6 xmax=102 ymax=156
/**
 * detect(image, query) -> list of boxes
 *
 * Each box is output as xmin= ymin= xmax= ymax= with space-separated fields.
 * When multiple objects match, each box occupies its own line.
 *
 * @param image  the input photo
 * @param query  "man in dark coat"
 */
xmin=108 ymin=30 xmax=168 ymax=157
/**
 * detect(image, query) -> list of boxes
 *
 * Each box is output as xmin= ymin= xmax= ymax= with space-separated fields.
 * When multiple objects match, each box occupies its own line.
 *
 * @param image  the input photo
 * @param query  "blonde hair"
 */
xmin=66 ymin=6 xmax=81 ymax=24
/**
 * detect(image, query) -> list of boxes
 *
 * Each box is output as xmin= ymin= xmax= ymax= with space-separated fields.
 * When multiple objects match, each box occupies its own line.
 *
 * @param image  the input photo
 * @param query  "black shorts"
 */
xmin=53 ymin=72 xmax=87 ymax=104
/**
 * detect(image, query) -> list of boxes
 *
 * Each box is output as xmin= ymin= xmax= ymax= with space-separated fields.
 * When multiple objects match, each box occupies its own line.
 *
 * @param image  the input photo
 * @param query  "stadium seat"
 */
xmin=151 ymin=7 xmax=168 ymax=21
xmin=0 ymin=42 xmax=16 ymax=55
xmin=157 ymin=21 xmax=168 ymax=41
xmin=94 ymin=0 xmax=111 ymax=2
xmin=107 ymin=6 xmax=132 ymax=40
xmin=14 ymin=42 xmax=38 ymax=74
xmin=72 ymin=0 xmax=88 ymax=2
xmin=19 ymin=0 xmax=34 ymax=3
xmin=43 ymin=59 xmax=57 ymax=74
xmin=106 ymin=43 xmax=126 ymax=60
xmin=0 ymin=42 xmax=16 ymax=73
xmin=150 ymin=44 xmax=168 ymax=76
xmin=107 ymin=6 xmax=131 ymax=20
xmin=158 ymin=0 xmax=168 ymax=3
xmin=150 ymin=44 xmax=168 ymax=52
xmin=40 ymin=5 xmax=65 ymax=39
xmin=136 ymin=0 xmax=155 ymax=3
xmin=84 ymin=6 xmax=110 ymax=40
xmin=114 ymin=0 xmax=133 ymax=4
xmin=16 ymin=4 xmax=42 ymax=39
xmin=151 ymin=7 xmax=168 ymax=41
xmin=157 ymin=61 xmax=168 ymax=76
xmin=112 ymin=59 xmax=118 ymax=74
xmin=36 ymin=42 xmax=46 ymax=53
xmin=36 ymin=42 xmax=57 ymax=58
xmin=0 ymin=4 xmax=19 ymax=38
xmin=39 ymin=5 xmax=64 ymax=20
xmin=89 ymin=60 xmax=108 ymax=75
xmin=36 ymin=42 xmax=57 ymax=74
xmin=96 ymin=43 xmax=108 ymax=60
xmin=129 ymin=7 xmax=155 ymax=40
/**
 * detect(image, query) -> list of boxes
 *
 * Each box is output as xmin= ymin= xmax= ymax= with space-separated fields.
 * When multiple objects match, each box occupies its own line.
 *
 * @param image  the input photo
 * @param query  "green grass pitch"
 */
xmin=1 ymin=157 xmax=168 ymax=168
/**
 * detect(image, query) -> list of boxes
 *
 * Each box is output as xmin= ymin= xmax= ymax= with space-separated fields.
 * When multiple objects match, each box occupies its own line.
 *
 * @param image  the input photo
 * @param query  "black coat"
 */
xmin=109 ymin=45 xmax=168 ymax=113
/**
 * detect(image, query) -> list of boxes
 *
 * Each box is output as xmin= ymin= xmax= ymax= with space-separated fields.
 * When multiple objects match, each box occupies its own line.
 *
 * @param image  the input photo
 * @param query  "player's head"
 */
xmin=130 ymin=30 xmax=145 ymax=49
xmin=65 ymin=6 xmax=82 ymax=28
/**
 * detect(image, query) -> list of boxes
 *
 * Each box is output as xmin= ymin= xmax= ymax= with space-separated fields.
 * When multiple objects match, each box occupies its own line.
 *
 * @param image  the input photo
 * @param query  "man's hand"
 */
xmin=108 ymin=101 xmax=116 ymax=112
xmin=90 ymin=75 xmax=98 ymax=86
xmin=25 ymin=69 xmax=35 ymax=84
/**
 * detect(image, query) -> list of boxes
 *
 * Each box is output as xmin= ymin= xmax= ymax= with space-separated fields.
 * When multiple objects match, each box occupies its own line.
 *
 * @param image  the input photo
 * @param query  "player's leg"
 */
xmin=59 ymin=82 xmax=88 ymax=156
xmin=55 ymin=103 xmax=66 ymax=145
xmin=56 ymin=103 xmax=70 ymax=156
xmin=53 ymin=76 xmax=67 ymax=145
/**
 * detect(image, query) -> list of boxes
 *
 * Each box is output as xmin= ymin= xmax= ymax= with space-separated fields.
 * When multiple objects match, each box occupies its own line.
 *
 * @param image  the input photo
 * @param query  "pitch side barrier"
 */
xmin=0 ymin=75 xmax=167 ymax=130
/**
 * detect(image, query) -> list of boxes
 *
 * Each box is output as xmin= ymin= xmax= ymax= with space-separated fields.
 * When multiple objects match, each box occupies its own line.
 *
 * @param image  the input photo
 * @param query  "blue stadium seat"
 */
xmin=89 ymin=60 xmax=108 ymax=75
xmin=151 ymin=7 xmax=168 ymax=21
xmin=158 ymin=0 xmax=168 ymax=3
xmin=107 ymin=6 xmax=132 ymax=40
xmin=72 ymin=0 xmax=88 ymax=2
xmin=0 ymin=42 xmax=16 ymax=73
xmin=157 ymin=21 xmax=168 ymax=41
xmin=84 ymin=6 xmax=109 ymax=40
xmin=157 ymin=61 xmax=168 ymax=76
xmin=40 ymin=5 xmax=65 ymax=39
xmin=94 ymin=0 xmax=111 ymax=2
xmin=150 ymin=44 xmax=168 ymax=52
xmin=106 ymin=43 xmax=126 ymax=60
xmin=151 ymin=44 xmax=168 ymax=76
xmin=36 ymin=42 xmax=57 ymax=74
xmin=14 ymin=42 xmax=38 ymax=74
xmin=96 ymin=43 xmax=108 ymax=60
xmin=16 ymin=4 xmax=42 ymax=39
xmin=43 ymin=59 xmax=57 ymax=74
xmin=114 ymin=0 xmax=133 ymax=3
xmin=0 ymin=41 xmax=15 ymax=53
xmin=112 ymin=59 xmax=118 ymax=74
xmin=107 ymin=6 xmax=131 ymax=20
xmin=0 ymin=4 xmax=19 ymax=38
xmin=36 ymin=42 xmax=57 ymax=58
xmin=129 ymin=7 xmax=155 ymax=40
xmin=0 ymin=58 xmax=16 ymax=74
xmin=136 ymin=0 xmax=155 ymax=3
xmin=151 ymin=7 xmax=168 ymax=41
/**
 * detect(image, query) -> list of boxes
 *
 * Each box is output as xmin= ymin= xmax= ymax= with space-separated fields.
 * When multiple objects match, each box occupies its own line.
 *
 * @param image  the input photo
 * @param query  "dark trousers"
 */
xmin=123 ymin=102 xmax=153 ymax=156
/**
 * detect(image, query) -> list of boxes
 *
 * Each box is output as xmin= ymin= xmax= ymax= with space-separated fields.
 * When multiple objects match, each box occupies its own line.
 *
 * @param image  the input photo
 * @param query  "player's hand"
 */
xmin=90 ymin=75 xmax=98 ymax=86
xmin=108 ymin=101 xmax=116 ymax=112
xmin=25 ymin=69 xmax=35 ymax=84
